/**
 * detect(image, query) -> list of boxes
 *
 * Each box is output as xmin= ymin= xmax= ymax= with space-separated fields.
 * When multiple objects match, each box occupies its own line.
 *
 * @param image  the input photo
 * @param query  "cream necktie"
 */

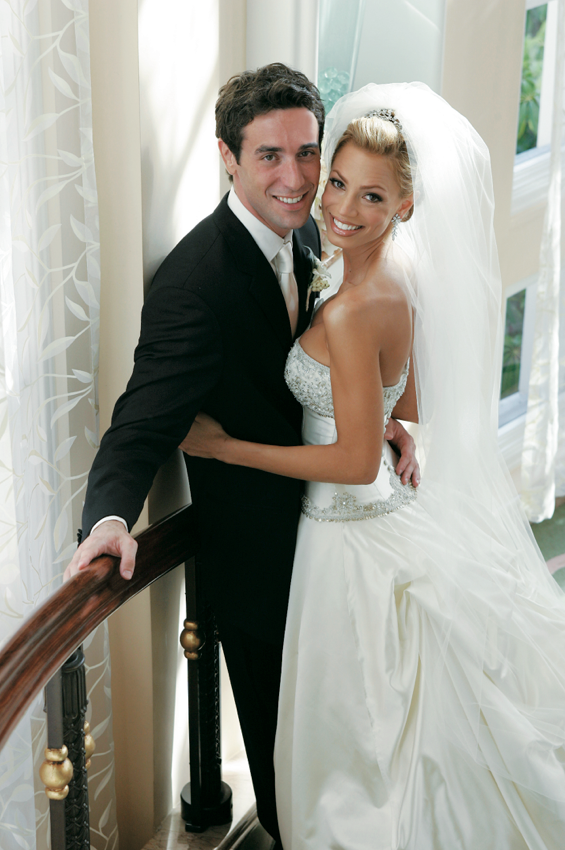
xmin=274 ymin=238 xmax=299 ymax=337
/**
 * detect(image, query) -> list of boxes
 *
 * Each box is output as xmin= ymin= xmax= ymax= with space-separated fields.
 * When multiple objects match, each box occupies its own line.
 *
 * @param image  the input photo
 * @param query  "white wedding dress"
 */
xmin=274 ymin=338 xmax=565 ymax=850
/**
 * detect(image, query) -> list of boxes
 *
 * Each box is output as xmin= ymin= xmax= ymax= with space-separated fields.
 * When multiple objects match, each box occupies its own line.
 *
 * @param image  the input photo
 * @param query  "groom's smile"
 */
xmin=219 ymin=107 xmax=321 ymax=237
xmin=273 ymin=193 xmax=307 ymax=204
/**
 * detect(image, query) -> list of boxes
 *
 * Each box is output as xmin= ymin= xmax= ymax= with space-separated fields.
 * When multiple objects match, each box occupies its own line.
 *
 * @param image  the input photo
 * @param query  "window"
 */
xmin=499 ymin=278 xmax=536 ymax=427
xmin=517 ymin=4 xmax=548 ymax=156
xmin=317 ymin=0 xmax=365 ymax=112
xmin=516 ymin=0 xmax=557 ymax=157
xmin=498 ymin=269 xmax=565 ymax=472
xmin=501 ymin=289 xmax=527 ymax=398
xmin=512 ymin=0 xmax=561 ymax=214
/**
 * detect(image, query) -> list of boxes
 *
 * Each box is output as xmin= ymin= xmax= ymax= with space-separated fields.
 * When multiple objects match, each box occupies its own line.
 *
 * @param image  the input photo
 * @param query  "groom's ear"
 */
xmin=218 ymin=139 xmax=237 ymax=177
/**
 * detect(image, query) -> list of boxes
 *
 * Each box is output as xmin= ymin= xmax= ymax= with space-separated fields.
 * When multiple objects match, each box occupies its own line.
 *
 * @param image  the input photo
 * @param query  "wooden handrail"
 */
xmin=0 ymin=505 xmax=197 ymax=753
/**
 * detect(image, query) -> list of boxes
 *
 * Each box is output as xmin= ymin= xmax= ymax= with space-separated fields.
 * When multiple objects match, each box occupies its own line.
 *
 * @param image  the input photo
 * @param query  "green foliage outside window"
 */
xmin=501 ymin=289 xmax=526 ymax=399
xmin=517 ymin=4 xmax=548 ymax=155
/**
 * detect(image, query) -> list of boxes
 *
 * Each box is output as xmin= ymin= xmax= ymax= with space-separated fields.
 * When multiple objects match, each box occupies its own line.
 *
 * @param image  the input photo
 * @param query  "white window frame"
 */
xmin=512 ymin=0 xmax=561 ymax=215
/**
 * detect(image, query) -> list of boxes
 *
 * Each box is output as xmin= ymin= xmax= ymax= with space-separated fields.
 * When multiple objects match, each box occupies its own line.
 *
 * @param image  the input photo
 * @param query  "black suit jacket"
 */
xmin=82 ymin=194 xmax=321 ymax=643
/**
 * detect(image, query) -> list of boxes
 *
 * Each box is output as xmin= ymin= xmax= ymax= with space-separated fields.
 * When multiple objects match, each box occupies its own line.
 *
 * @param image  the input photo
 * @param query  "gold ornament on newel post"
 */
xmin=84 ymin=720 xmax=96 ymax=769
xmin=180 ymin=620 xmax=203 ymax=661
xmin=39 ymin=745 xmax=74 ymax=800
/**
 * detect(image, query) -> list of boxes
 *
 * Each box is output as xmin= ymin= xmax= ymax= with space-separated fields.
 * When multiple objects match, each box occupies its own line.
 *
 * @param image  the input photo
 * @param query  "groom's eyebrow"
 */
xmin=254 ymin=143 xmax=319 ymax=154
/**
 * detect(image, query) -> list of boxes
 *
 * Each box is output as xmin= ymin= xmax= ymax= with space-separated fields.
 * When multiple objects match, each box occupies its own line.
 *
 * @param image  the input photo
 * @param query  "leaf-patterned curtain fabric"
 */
xmin=0 ymin=1 xmax=117 ymax=848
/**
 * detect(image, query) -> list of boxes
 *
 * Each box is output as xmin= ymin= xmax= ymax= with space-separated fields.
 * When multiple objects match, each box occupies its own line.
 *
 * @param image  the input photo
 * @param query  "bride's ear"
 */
xmin=398 ymin=194 xmax=414 ymax=221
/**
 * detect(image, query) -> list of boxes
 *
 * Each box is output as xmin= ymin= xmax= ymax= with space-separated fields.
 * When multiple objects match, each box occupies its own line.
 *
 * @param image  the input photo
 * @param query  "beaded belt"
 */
xmin=301 ymin=458 xmax=417 ymax=522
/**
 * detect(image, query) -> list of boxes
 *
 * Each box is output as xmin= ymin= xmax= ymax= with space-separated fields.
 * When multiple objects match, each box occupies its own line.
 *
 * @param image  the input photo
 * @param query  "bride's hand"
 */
xmin=180 ymin=412 xmax=229 ymax=460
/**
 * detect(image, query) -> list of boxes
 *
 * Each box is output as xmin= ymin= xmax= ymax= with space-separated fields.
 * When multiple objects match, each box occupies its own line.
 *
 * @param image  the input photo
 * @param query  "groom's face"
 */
xmin=219 ymin=108 xmax=320 ymax=237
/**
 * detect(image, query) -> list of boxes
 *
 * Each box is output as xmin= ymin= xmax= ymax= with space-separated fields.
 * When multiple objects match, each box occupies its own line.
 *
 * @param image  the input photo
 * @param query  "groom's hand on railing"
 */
xmin=384 ymin=418 xmax=420 ymax=487
xmin=64 ymin=520 xmax=138 ymax=582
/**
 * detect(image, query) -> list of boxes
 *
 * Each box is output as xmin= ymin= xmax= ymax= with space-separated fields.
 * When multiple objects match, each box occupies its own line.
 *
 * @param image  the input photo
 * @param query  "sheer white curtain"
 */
xmin=521 ymin=0 xmax=565 ymax=522
xmin=0 ymin=2 xmax=117 ymax=848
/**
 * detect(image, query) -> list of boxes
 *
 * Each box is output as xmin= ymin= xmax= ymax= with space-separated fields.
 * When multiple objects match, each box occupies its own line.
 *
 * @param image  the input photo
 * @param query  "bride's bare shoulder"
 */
xmin=321 ymin=288 xmax=371 ymax=336
xmin=323 ymin=266 xmax=411 ymax=339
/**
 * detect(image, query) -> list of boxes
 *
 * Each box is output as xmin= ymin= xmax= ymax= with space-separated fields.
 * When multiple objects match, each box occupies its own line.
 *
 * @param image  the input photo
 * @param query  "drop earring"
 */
xmin=391 ymin=214 xmax=402 ymax=241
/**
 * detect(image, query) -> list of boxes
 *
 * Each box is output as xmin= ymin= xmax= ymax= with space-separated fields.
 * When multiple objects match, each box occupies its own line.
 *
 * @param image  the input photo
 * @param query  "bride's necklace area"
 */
xmin=340 ymin=237 xmax=394 ymax=292
xmin=341 ymin=258 xmax=376 ymax=291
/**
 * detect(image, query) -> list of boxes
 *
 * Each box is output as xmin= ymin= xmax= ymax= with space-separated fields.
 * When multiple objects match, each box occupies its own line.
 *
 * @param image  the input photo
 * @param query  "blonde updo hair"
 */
xmin=332 ymin=113 xmax=414 ymax=221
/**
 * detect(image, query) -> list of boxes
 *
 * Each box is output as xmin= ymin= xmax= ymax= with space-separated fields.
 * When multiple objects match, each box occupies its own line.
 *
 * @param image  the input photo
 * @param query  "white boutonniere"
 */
xmin=306 ymin=247 xmax=332 ymax=310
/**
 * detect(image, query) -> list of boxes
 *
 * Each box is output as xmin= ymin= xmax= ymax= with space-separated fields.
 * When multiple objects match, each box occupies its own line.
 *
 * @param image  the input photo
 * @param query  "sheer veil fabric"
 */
xmin=323 ymin=82 xmax=565 ymax=743
xmin=275 ymin=84 xmax=565 ymax=849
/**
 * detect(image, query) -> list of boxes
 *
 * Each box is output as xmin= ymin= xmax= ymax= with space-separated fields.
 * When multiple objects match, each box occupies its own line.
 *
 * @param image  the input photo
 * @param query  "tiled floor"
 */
xmin=141 ymin=754 xmax=265 ymax=850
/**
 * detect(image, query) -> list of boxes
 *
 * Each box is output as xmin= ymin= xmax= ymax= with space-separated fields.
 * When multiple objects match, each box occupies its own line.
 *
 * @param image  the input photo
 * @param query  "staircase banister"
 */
xmin=0 ymin=504 xmax=197 ymax=753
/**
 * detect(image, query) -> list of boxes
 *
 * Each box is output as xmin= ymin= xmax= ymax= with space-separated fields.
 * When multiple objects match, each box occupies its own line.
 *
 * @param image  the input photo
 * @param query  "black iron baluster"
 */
xmin=180 ymin=558 xmax=232 ymax=831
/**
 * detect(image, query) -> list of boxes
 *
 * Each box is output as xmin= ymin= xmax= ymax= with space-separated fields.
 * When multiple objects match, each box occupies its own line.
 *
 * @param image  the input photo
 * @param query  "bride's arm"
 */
xmin=391 ymin=363 xmax=418 ymax=423
xmin=183 ymin=300 xmax=385 ymax=486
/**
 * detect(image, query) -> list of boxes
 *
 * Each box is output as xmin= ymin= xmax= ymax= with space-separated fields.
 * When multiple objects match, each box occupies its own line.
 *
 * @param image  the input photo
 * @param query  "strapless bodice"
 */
xmin=284 ymin=340 xmax=417 ymax=522
xmin=284 ymin=340 xmax=410 ymax=427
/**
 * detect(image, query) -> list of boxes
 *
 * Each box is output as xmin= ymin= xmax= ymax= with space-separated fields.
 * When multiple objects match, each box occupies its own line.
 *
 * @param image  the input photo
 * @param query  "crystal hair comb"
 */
xmin=364 ymin=108 xmax=402 ymax=131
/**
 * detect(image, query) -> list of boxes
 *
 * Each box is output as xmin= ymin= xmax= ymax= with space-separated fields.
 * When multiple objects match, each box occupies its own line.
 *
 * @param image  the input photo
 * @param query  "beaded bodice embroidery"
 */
xmin=284 ymin=341 xmax=410 ymax=429
xmin=284 ymin=339 xmax=417 ymax=522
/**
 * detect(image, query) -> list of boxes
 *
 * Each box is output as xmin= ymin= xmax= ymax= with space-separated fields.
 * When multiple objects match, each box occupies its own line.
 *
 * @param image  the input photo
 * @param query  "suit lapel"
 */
xmin=293 ymin=230 xmax=315 ymax=338
xmin=213 ymin=196 xmax=292 ymax=351
xmin=248 ymin=268 xmax=292 ymax=350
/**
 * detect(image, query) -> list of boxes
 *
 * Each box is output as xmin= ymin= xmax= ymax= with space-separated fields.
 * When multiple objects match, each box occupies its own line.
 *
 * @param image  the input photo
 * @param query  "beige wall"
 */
xmin=442 ymin=0 xmax=539 ymax=290
xmin=89 ymin=2 xmax=154 ymax=849
xmin=442 ymin=0 xmax=564 ymax=292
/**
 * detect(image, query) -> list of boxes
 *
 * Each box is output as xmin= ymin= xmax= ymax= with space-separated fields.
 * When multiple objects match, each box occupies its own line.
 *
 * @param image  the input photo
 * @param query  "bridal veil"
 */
xmin=319 ymin=83 xmax=565 ymax=808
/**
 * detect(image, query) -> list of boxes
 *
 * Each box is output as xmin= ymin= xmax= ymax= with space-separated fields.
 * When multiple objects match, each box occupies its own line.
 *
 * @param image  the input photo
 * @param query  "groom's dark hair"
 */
xmin=216 ymin=63 xmax=325 ymax=164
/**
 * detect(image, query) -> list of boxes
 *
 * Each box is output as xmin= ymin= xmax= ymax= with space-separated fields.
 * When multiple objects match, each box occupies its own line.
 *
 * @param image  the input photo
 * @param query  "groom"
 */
xmin=66 ymin=64 xmax=417 ymax=847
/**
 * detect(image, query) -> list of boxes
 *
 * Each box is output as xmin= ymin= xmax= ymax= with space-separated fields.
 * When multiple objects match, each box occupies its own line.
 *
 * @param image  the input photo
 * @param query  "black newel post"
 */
xmin=43 ymin=669 xmax=68 ymax=850
xmin=42 ymin=648 xmax=91 ymax=850
xmin=180 ymin=558 xmax=232 ymax=831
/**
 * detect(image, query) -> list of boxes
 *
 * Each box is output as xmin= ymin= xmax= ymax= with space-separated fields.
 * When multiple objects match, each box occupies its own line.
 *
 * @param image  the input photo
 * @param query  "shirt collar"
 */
xmin=228 ymin=187 xmax=292 ymax=266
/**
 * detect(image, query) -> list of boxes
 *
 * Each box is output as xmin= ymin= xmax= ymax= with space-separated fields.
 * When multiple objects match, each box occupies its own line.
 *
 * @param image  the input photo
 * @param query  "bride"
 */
xmin=182 ymin=83 xmax=565 ymax=849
